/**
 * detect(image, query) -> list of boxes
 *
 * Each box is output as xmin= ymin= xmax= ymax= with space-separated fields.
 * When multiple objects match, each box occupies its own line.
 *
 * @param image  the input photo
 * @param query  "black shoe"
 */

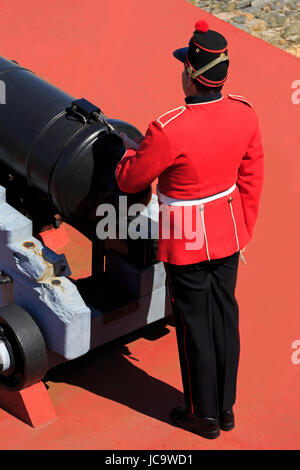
xmin=219 ymin=409 xmax=235 ymax=431
xmin=170 ymin=407 xmax=220 ymax=439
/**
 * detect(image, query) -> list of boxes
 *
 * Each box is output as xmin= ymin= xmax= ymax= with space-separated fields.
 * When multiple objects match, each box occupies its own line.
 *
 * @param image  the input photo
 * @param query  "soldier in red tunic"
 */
xmin=116 ymin=19 xmax=264 ymax=439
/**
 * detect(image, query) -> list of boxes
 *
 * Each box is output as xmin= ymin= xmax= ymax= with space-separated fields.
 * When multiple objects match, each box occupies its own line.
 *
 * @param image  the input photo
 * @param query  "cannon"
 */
xmin=0 ymin=57 xmax=171 ymax=393
xmin=0 ymin=56 xmax=150 ymax=232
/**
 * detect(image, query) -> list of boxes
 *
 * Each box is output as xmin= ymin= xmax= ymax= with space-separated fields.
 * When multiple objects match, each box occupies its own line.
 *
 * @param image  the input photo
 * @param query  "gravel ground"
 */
xmin=187 ymin=0 xmax=300 ymax=58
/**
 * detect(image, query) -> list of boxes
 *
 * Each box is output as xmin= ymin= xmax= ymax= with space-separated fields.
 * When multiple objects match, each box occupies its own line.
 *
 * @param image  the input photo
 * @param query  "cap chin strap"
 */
xmin=187 ymin=52 xmax=229 ymax=79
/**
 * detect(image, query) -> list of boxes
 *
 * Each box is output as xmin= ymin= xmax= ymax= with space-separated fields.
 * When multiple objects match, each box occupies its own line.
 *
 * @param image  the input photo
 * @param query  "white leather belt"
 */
xmin=157 ymin=183 xmax=236 ymax=206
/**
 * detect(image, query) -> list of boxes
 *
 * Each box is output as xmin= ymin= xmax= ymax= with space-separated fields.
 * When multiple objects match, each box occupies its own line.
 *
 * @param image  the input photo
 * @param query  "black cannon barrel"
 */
xmin=0 ymin=56 xmax=147 ymax=229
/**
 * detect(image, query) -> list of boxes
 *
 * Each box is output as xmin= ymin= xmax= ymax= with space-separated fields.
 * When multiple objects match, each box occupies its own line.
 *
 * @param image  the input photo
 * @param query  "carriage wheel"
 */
xmin=0 ymin=304 xmax=48 ymax=391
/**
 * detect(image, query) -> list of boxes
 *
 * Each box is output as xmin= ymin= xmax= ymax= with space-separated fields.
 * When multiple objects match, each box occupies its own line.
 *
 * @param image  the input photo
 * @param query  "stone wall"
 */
xmin=188 ymin=0 xmax=300 ymax=58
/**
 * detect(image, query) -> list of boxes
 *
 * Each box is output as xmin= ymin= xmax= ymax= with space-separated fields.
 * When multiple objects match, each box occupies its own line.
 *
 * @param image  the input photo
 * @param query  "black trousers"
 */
xmin=164 ymin=251 xmax=240 ymax=418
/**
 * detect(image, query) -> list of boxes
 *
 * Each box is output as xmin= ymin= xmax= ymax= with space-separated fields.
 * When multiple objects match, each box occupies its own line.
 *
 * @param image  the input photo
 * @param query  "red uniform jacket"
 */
xmin=115 ymin=92 xmax=264 ymax=265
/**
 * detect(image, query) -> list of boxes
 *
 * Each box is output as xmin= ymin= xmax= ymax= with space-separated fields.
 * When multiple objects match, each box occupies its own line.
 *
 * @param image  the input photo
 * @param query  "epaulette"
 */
xmin=227 ymin=94 xmax=253 ymax=108
xmin=157 ymin=106 xmax=186 ymax=128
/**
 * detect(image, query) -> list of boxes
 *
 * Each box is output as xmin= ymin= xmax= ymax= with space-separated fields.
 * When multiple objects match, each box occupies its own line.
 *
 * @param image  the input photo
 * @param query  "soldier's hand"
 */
xmin=119 ymin=132 xmax=143 ymax=150
xmin=133 ymin=135 xmax=144 ymax=146
xmin=239 ymin=247 xmax=246 ymax=264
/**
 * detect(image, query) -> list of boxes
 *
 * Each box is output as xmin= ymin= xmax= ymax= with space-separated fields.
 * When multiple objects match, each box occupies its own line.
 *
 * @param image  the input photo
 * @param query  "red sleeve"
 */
xmin=237 ymin=116 xmax=264 ymax=238
xmin=115 ymin=120 xmax=177 ymax=193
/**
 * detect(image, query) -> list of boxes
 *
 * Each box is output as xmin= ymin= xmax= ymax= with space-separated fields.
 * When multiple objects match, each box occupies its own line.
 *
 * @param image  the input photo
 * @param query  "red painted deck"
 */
xmin=0 ymin=0 xmax=300 ymax=450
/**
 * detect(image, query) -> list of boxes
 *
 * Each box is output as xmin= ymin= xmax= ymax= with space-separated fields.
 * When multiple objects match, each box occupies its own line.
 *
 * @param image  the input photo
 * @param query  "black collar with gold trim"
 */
xmin=185 ymin=91 xmax=222 ymax=105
